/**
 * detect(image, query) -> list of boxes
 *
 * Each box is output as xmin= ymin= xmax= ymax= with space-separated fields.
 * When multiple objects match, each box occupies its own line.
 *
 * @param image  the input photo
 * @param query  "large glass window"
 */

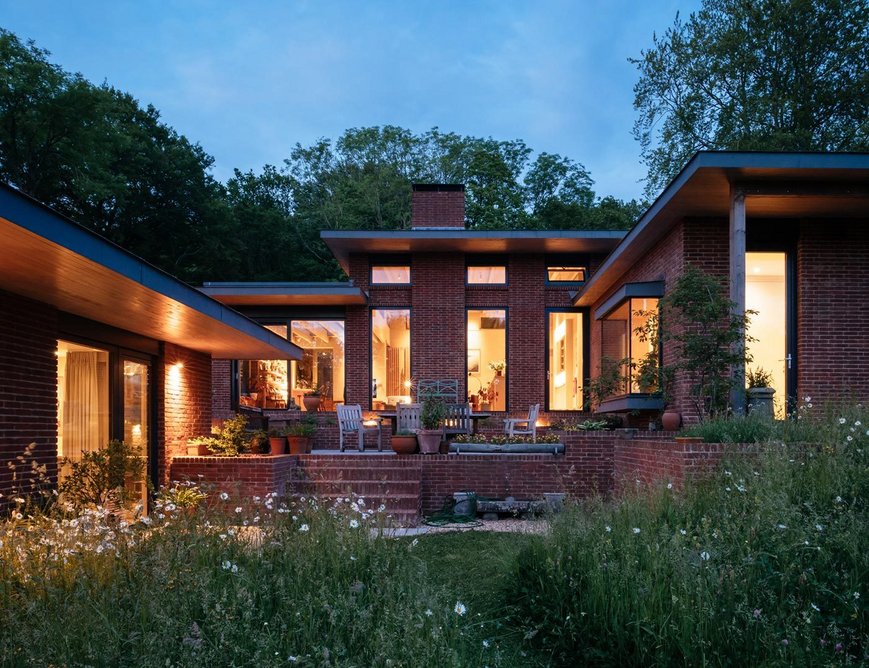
xmin=548 ymin=312 xmax=583 ymax=410
xmin=371 ymin=265 xmax=411 ymax=284
xmin=467 ymin=265 xmax=507 ymax=285
xmin=290 ymin=320 xmax=345 ymax=411
xmin=467 ymin=309 xmax=507 ymax=411
xmin=599 ymin=298 xmax=659 ymax=397
xmin=371 ymin=309 xmax=411 ymax=409
xmin=238 ymin=325 xmax=289 ymax=409
xmin=123 ymin=359 xmax=150 ymax=509
xmin=746 ymin=252 xmax=787 ymax=417
xmin=57 ymin=340 xmax=110 ymax=468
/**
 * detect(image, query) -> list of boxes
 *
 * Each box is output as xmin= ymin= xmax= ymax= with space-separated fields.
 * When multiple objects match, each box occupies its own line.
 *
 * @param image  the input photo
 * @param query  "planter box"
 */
xmin=447 ymin=442 xmax=565 ymax=455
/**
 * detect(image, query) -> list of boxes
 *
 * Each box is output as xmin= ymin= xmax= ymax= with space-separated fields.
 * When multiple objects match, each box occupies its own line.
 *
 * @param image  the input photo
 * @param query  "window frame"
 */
xmin=465 ymin=306 xmax=509 ymax=412
xmin=370 ymin=258 xmax=412 ymax=286
xmin=465 ymin=256 xmax=508 ymax=286
xmin=545 ymin=255 xmax=589 ymax=286
xmin=544 ymin=308 xmax=589 ymax=412
xmin=369 ymin=306 xmax=412 ymax=410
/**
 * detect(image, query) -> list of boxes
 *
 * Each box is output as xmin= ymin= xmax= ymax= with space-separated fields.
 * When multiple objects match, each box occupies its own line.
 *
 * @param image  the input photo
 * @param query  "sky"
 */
xmin=0 ymin=0 xmax=702 ymax=202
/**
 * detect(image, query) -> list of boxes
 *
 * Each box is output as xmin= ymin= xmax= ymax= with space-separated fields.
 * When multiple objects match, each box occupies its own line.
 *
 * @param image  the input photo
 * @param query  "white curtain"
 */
xmin=63 ymin=351 xmax=108 ymax=460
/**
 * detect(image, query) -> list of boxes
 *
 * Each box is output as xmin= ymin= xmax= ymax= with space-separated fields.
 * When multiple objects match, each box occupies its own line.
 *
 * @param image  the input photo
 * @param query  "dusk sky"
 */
xmin=1 ymin=1 xmax=702 ymax=202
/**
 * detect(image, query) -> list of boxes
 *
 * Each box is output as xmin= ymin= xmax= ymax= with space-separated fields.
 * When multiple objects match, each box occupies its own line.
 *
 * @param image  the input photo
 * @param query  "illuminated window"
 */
xmin=548 ymin=312 xmax=583 ymax=410
xmin=371 ymin=265 xmax=411 ymax=284
xmin=467 ymin=309 xmax=507 ymax=411
xmin=371 ymin=309 xmax=411 ymax=408
xmin=547 ymin=266 xmax=586 ymax=283
xmin=238 ymin=325 xmax=289 ymax=409
xmin=599 ymin=298 xmax=659 ymax=397
xmin=290 ymin=321 xmax=345 ymax=411
xmin=57 ymin=340 xmax=109 ymax=463
xmin=467 ymin=265 xmax=507 ymax=285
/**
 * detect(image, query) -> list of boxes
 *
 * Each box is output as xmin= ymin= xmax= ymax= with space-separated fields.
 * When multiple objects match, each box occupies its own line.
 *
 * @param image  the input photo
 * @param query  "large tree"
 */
xmin=632 ymin=0 xmax=869 ymax=196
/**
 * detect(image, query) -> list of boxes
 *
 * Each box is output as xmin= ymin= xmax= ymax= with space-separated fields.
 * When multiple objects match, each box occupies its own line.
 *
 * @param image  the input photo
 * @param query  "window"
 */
xmin=467 ymin=265 xmax=507 ymax=285
xmin=371 ymin=265 xmax=411 ymax=284
xmin=548 ymin=312 xmax=584 ymax=410
xmin=467 ymin=309 xmax=507 ymax=411
xmin=238 ymin=325 xmax=289 ymax=409
xmin=290 ymin=320 xmax=345 ymax=411
xmin=371 ymin=309 xmax=411 ymax=409
xmin=57 ymin=340 xmax=110 ymax=465
xmin=547 ymin=266 xmax=586 ymax=283
xmin=599 ymin=297 xmax=659 ymax=397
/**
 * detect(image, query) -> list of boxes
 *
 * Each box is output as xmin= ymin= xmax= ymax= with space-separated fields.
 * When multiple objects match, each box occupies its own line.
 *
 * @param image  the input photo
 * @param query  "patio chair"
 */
xmin=443 ymin=402 xmax=473 ymax=440
xmin=396 ymin=403 xmax=422 ymax=433
xmin=337 ymin=404 xmax=382 ymax=452
xmin=504 ymin=403 xmax=540 ymax=442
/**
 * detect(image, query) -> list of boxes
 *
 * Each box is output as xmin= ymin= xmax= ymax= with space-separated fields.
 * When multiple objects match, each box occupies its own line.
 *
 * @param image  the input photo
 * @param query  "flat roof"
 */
xmin=0 ymin=183 xmax=302 ymax=360
xmin=575 ymin=152 xmax=869 ymax=307
xmin=322 ymin=229 xmax=626 ymax=273
xmin=200 ymin=282 xmax=367 ymax=306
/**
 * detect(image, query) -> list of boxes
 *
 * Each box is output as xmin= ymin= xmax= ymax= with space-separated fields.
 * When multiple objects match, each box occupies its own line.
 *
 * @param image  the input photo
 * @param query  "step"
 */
xmin=294 ymin=468 xmax=423 ymax=482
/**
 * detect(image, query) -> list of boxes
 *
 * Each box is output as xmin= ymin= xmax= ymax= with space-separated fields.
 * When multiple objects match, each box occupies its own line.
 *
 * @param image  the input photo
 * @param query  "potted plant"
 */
xmin=286 ymin=417 xmax=317 ymax=454
xmin=391 ymin=429 xmax=418 ymax=455
xmin=746 ymin=367 xmax=775 ymax=417
xmin=302 ymin=389 xmax=321 ymax=413
xmin=488 ymin=360 xmax=506 ymax=377
xmin=268 ymin=428 xmax=287 ymax=455
xmin=186 ymin=436 xmax=216 ymax=456
xmin=417 ymin=395 xmax=446 ymax=454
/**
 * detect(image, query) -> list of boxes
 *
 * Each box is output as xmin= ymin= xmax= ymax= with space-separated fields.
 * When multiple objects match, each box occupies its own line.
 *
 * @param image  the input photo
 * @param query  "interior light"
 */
xmin=753 ymin=266 xmax=761 ymax=274
xmin=554 ymin=371 xmax=566 ymax=388
xmin=554 ymin=320 xmax=566 ymax=342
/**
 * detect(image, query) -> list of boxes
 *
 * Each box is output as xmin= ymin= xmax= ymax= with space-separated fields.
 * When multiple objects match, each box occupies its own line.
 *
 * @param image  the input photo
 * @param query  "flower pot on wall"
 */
xmin=287 ymin=436 xmax=311 ymax=455
xmin=391 ymin=434 xmax=418 ymax=455
xmin=747 ymin=387 xmax=775 ymax=417
xmin=303 ymin=395 xmax=321 ymax=412
xmin=416 ymin=429 xmax=442 ymax=455
xmin=269 ymin=436 xmax=287 ymax=455
xmin=661 ymin=411 xmax=681 ymax=431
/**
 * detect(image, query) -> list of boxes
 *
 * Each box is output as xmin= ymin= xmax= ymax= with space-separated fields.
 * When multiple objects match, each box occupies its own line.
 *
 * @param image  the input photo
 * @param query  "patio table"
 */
xmin=378 ymin=411 xmax=492 ymax=434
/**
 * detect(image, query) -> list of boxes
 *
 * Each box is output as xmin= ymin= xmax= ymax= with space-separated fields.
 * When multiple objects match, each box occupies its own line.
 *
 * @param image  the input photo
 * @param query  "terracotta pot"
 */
xmin=391 ymin=434 xmax=418 ymax=455
xmin=302 ymin=395 xmax=321 ymax=412
xmin=268 ymin=436 xmax=287 ymax=455
xmin=661 ymin=411 xmax=681 ymax=431
xmin=186 ymin=443 xmax=211 ymax=456
xmin=287 ymin=436 xmax=311 ymax=455
xmin=416 ymin=429 xmax=442 ymax=454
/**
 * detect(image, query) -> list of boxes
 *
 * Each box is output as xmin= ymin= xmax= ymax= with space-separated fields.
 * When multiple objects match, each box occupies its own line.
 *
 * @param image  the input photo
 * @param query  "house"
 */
xmin=0 ymin=183 xmax=300 ymax=505
xmin=204 ymin=153 xmax=869 ymax=430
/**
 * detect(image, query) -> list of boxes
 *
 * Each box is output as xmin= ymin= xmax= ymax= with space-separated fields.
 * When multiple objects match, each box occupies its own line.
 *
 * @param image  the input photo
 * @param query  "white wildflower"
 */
xmin=482 ymin=639 xmax=491 ymax=648
xmin=632 ymin=527 xmax=641 ymax=534
xmin=234 ymin=506 xmax=242 ymax=514
xmin=219 ymin=492 xmax=229 ymax=501
xmin=815 ymin=524 xmax=823 ymax=531
xmin=667 ymin=482 xmax=673 ymax=490
xmin=349 ymin=519 xmax=359 ymax=529
xmin=810 ymin=603 xmax=820 ymax=612
xmin=839 ymin=418 xmax=846 ymax=425
xmin=425 ymin=609 xmax=433 ymax=617
xmin=605 ymin=525 xmax=612 ymax=533
xmin=680 ymin=529 xmax=687 ymax=536
xmin=299 ymin=524 xmax=310 ymax=532
xmin=454 ymin=601 xmax=467 ymax=616
xmin=777 ymin=524 xmax=787 ymax=530
xmin=700 ymin=551 xmax=710 ymax=561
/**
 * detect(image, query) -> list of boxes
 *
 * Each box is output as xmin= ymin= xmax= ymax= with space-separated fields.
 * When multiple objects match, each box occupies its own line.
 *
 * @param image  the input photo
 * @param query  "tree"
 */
xmin=632 ymin=0 xmax=869 ymax=196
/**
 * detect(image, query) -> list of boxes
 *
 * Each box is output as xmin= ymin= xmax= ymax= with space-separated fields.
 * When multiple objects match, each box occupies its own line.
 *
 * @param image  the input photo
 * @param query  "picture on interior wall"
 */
xmin=467 ymin=349 xmax=480 ymax=374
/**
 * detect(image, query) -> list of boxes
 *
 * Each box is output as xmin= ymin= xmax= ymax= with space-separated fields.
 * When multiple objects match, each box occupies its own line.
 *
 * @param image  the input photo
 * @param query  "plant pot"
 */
xmin=747 ymin=387 xmax=775 ymax=418
xmin=302 ymin=395 xmax=321 ymax=412
xmin=391 ymin=434 xmax=418 ymax=455
xmin=186 ymin=443 xmax=211 ymax=456
xmin=416 ymin=429 xmax=442 ymax=455
xmin=268 ymin=436 xmax=287 ymax=455
xmin=661 ymin=410 xmax=681 ymax=431
xmin=287 ymin=436 xmax=311 ymax=455
xmin=249 ymin=436 xmax=268 ymax=454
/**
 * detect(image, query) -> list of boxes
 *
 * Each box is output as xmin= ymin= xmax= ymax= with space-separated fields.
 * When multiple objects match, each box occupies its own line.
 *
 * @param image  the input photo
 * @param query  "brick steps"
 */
xmin=289 ymin=456 xmax=422 ymax=525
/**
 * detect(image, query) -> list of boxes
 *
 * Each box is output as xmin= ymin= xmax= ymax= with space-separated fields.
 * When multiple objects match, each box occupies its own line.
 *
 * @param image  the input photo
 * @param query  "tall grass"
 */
xmin=504 ymin=407 xmax=869 ymax=666
xmin=0 ymin=494 xmax=476 ymax=666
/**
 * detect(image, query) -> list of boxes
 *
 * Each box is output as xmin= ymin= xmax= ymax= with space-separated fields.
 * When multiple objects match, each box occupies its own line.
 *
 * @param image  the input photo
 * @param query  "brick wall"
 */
xmin=797 ymin=219 xmax=869 ymax=405
xmin=162 ymin=343 xmax=212 ymax=485
xmin=211 ymin=359 xmax=234 ymax=421
xmin=0 ymin=291 xmax=58 ymax=504
xmin=411 ymin=186 xmax=465 ymax=228
xmin=170 ymin=454 xmax=299 ymax=499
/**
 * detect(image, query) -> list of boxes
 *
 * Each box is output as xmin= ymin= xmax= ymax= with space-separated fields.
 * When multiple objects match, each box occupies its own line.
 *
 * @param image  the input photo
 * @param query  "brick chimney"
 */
xmin=411 ymin=184 xmax=465 ymax=229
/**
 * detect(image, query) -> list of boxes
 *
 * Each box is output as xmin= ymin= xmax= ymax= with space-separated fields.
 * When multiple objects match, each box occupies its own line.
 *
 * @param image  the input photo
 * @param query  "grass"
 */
xmin=1 ymin=405 xmax=867 ymax=666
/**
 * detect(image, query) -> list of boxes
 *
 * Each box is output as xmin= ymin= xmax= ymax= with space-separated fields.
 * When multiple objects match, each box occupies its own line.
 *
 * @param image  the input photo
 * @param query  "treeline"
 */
xmin=0 ymin=29 xmax=641 ymax=283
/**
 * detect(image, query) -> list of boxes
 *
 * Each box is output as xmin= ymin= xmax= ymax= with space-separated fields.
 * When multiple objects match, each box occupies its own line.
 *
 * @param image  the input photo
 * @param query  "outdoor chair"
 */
xmin=443 ymin=402 xmax=473 ymax=440
xmin=504 ymin=403 xmax=540 ymax=441
xmin=396 ymin=403 xmax=422 ymax=433
xmin=337 ymin=404 xmax=382 ymax=452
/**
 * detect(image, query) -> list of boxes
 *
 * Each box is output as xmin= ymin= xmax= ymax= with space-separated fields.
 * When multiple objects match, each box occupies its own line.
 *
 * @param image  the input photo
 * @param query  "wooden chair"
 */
xmin=504 ymin=404 xmax=540 ymax=441
xmin=396 ymin=403 xmax=422 ymax=433
xmin=443 ymin=403 xmax=473 ymax=440
xmin=337 ymin=404 xmax=382 ymax=452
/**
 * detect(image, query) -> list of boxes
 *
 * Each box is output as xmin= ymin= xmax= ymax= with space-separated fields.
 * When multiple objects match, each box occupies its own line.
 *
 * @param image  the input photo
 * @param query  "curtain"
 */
xmin=63 ymin=351 xmax=109 ymax=460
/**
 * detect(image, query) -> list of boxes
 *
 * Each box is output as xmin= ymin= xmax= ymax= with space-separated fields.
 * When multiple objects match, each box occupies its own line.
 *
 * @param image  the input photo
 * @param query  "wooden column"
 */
xmin=729 ymin=187 xmax=746 ymax=413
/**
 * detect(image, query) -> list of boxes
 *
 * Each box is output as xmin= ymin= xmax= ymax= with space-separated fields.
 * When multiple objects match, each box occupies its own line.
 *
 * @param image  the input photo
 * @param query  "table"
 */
xmin=377 ymin=411 xmax=492 ymax=434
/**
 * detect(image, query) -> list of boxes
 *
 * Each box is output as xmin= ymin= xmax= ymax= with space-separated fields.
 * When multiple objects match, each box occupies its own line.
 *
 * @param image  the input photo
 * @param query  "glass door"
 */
xmin=745 ymin=252 xmax=790 ymax=417
xmin=122 ymin=359 xmax=151 ymax=510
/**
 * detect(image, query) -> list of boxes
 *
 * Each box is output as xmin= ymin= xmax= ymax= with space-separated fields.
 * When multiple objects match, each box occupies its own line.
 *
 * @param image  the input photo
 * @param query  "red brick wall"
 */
xmin=797 ymin=219 xmax=869 ymax=405
xmin=162 ymin=343 xmax=212 ymax=485
xmin=0 ymin=291 xmax=58 ymax=504
xmin=411 ymin=187 xmax=465 ymax=228
xmin=170 ymin=454 xmax=299 ymax=498
xmin=211 ymin=359 xmax=234 ymax=421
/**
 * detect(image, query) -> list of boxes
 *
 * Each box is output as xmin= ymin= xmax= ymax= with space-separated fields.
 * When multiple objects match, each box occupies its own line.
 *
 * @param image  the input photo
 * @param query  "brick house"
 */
xmin=205 ymin=152 xmax=869 ymax=430
xmin=0 ymin=183 xmax=299 ymax=504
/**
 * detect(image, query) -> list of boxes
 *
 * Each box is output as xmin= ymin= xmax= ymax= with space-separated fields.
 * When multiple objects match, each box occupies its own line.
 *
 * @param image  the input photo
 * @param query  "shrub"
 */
xmin=59 ymin=439 xmax=147 ymax=510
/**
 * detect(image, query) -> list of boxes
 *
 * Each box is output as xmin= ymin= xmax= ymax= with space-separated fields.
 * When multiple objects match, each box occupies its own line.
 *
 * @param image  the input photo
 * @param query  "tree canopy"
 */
xmin=632 ymin=0 xmax=869 ymax=196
